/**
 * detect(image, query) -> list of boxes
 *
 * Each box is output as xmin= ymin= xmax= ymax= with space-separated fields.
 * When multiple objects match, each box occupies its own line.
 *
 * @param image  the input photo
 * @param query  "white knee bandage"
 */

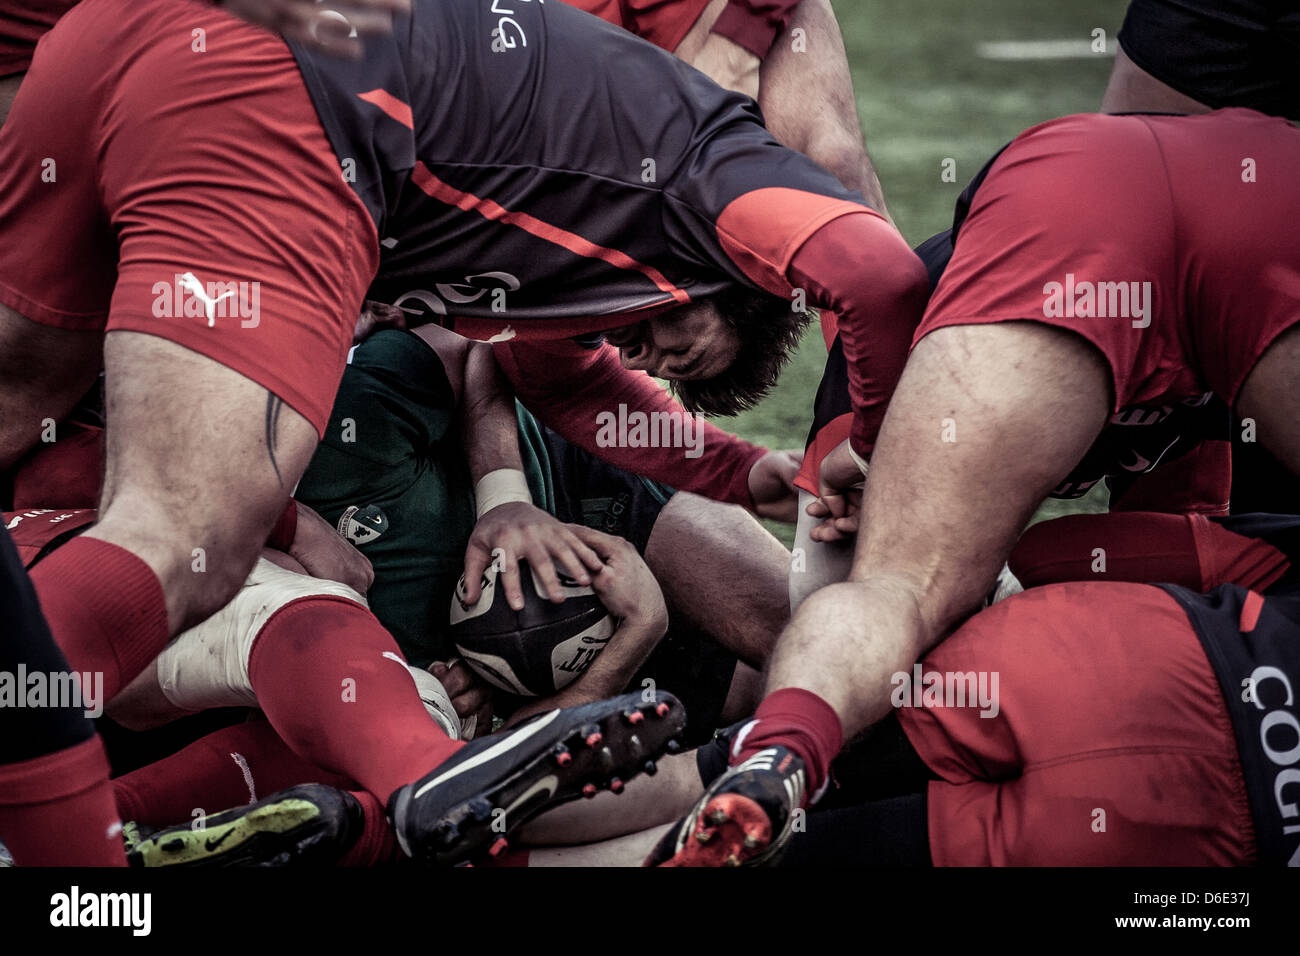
xmin=154 ymin=558 xmax=368 ymax=712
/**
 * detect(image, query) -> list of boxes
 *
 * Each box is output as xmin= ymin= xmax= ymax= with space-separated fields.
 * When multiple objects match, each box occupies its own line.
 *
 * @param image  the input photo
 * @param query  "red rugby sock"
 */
xmin=113 ymin=719 xmax=354 ymax=828
xmin=337 ymin=790 xmax=402 ymax=866
xmin=0 ymin=735 xmax=126 ymax=866
xmin=29 ymin=536 xmax=170 ymax=699
xmin=731 ymin=688 xmax=843 ymax=801
xmin=248 ymin=597 xmax=463 ymax=806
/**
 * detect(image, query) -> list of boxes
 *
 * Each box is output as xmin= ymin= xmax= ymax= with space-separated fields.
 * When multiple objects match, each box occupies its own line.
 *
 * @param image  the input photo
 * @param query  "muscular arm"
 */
xmin=457 ymin=333 xmax=527 ymax=483
xmin=412 ymin=324 xmax=605 ymax=605
xmin=786 ymin=213 xmax=929 ymax=456
xmin=713 ymin=198 xmax=929 ymax=458
xmin=674 ymin=0 xmax=890 ymax=216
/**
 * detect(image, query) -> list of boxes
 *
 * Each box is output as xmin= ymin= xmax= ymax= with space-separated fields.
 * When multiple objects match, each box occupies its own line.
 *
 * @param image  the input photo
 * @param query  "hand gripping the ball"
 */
xmin=461 ymin=501 xmax=604 ymax=612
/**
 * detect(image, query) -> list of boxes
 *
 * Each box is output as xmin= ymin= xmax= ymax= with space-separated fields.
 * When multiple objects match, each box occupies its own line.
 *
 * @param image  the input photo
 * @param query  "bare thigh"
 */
xmin=853 ymin=322 xmax=1112 ymax=627
xmin=86 ymin=331 xmax=320 ymax=632
xmin=644 ymin=491 xmax=789 ymax=670
xmin=767 ymin=322 xmax=1111 ymax=732
xmin=1236 ymin=323 xmax=1300 ymax=479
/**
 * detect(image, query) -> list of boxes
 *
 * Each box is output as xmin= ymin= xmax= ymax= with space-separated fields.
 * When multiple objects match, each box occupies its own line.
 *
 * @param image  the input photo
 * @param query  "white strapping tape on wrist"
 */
xmin=847 ymin=444 xmax=870 ymax=478
xmin=475 ymin=467 xmax=532 ymax=520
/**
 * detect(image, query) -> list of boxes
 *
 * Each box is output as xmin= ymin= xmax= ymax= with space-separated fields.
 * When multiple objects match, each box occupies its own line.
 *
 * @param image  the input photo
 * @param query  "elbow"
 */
xmin=866 ymin=245 xmax=930 ymax=323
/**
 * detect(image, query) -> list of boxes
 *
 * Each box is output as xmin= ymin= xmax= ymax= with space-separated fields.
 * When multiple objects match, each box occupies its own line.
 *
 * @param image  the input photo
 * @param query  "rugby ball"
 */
xmin=449 ymin=559 xmax=613 ymax=697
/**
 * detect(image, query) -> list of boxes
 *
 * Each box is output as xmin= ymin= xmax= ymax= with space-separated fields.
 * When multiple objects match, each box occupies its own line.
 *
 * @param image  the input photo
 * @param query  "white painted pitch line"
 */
xmin=977 ymin=39 xmax=1116 ymax=60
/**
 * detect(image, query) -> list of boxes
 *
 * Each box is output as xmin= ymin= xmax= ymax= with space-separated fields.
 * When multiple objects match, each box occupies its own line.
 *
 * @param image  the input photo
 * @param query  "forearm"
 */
xmin=494 ymin=339 xmax=767 ymax=505
xmin=506 ymin=614 xmax=665 ymax=726
xmin=787 ymin=212 xmax=930 ymax=456
xmin=461 ymin=340 xmax=527 ymax=483
xmin=756 ymin=0 xmax=889 ymax=216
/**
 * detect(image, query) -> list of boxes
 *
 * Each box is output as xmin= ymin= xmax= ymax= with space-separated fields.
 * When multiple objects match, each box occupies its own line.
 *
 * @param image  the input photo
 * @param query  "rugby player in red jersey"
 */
xmin=650 ymin=106 xmax=1300 ymax=865
xmin=1101 ymin=0 xmax=1300 ymax=516
xmin=567 ymin=0 xmax=890 ymax=217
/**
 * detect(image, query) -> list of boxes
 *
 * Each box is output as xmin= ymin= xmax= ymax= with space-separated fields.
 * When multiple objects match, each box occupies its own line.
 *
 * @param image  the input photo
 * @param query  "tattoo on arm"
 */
xmin=265 ymin=392 xmax=284 ymax=485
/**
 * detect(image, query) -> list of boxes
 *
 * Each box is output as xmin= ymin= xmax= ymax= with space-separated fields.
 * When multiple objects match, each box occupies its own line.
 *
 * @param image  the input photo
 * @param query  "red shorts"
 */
xmin=0 ymin=0 xmax=378 ymax=435
xmin=1010 ymin=511 xmax=1292 ymax=595
xmin=899 ymin=581 xmax=1255 ymax=866
xmin=915 ymin=109 xmax=1300 ymax=413
xmin=0 ymin=0 xmax=78 ymax=76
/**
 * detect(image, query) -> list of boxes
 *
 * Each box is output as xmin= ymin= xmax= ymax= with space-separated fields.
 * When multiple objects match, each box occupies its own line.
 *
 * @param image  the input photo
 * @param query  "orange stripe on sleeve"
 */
xmin=410 ymin=162 xmax=690 ymax=303
xmin=357 ymin=89 xmax=414 ymax=129
xmin=1240 ymin=590 xmax=1265 ymax=633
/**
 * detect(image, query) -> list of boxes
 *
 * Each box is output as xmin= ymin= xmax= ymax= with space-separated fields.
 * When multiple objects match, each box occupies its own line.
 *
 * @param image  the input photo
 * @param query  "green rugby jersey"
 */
xmin=296 ymin=330 xmax=557 ymax=667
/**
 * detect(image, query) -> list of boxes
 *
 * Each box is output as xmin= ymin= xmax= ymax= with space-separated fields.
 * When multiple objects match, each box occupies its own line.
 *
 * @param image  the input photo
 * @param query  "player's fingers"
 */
xmin=515 ymin=534 xmax=560 ymax=595
xmin=528 ymin=548 xmax=567 ymax=603
xmin=497 ymin=548 xmax=525 ymax=611
xmin=808 ymin=518 xmax=847 ymax=543
xmin=560 ymin=530 xmax=604 ymax=574
xmin=545 ymin=541 xmax=591 ymax=588
xmin=461 ymin=543 xmax=491 ymax=604
xmin=567 ymin=523 xmax=623 ymax=563
xmin=551 ymin=531 xmax=601 ymax=580
xmin=438 ymin=661 xmax=473 ymax=698
xmin=805 ymin=497 xmax=831 ymax=518
xmin=820 ymin=492 xmax=848 ymax=520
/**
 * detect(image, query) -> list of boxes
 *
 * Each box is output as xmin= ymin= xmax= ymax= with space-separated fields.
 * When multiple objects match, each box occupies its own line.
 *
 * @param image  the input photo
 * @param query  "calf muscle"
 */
xmin=89 ymin=332 xmax=320 ymax=632
xmin=767 ymin=322 xmax=1111 ymax=739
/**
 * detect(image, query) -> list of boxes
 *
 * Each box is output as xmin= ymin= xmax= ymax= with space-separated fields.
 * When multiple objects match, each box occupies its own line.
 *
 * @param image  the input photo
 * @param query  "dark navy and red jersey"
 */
xmin=287 ymin=0 xmax=866 ymax=329
xmin=1 ymin=0 xmax=923 ymax=506
xmin=281 ymin=0 xmax=925 ymax=480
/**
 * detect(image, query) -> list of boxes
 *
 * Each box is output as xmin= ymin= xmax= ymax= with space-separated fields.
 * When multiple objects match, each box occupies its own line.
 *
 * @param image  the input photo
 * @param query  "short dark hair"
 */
xmin=670 ymin=286 xmax=812 ymax=417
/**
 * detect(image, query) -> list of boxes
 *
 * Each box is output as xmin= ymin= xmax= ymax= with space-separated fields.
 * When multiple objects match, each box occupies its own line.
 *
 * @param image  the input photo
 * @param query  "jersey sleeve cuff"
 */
xmin=711 ymin=2 xmax=782 ymax=58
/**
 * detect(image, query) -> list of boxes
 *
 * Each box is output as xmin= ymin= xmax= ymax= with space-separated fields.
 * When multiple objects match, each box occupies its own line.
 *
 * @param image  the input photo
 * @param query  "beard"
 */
xmin=670 ymin=293 xmax=812 ymax=417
